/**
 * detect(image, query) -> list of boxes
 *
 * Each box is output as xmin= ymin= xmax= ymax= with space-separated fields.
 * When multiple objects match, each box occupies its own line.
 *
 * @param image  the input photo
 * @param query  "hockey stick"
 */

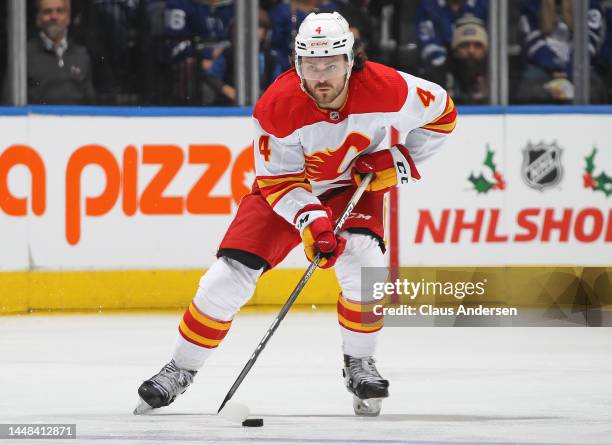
xmin=217 ymin=172 xmax=374 ymax=413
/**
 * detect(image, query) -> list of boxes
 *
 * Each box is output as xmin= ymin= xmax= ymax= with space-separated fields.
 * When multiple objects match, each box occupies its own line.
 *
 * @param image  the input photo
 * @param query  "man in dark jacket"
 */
xmin=28 ymin=0 xmax=95 ymax=104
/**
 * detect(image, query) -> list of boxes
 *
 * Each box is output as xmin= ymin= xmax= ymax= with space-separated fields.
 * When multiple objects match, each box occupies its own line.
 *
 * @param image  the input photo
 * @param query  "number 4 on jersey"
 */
xmin=416 ymin=87 xmax=435 ymax=108
xmin=259 ymin=135 xmax=271 ymax=162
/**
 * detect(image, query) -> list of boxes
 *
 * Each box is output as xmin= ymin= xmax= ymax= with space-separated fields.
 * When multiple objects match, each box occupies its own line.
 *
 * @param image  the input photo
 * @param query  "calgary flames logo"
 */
xmin=305 ymin=132 xmax=371 ymax=181
xmin=315 ymin=26 xmax=322 ymax=34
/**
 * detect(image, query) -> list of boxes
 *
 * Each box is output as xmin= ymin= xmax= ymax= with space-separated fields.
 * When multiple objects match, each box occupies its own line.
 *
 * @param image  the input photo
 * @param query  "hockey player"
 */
xmin=136 ymin=11 xmax=457 ymax=416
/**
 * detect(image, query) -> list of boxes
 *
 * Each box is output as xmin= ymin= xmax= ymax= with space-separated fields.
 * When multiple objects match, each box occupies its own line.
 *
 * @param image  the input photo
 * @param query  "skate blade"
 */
xmin=133 ymin=398 xmax=154 ymax=415
xmin=353 ymin=396 xmax=383 ymax=417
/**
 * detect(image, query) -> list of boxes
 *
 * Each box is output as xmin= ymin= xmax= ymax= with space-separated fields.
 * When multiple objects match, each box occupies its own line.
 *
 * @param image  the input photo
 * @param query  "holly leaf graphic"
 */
xmin=594 ymin=171 xmax=612 ymax=197
xmin=584 ymin=148 xmax=596 ymax=174
xmin=469 ymin=173 xmax=494 ymax=194
xmin=483 ymin=146 xmax=497 ymax=173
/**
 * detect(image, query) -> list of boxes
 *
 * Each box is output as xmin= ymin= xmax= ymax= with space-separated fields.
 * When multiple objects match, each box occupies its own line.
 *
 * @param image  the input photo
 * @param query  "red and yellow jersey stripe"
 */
xmin=421 ymin=95 xmax=457 ymax=134
xmin=256 ymin=171 xmax=312 ymax=208
xmin=179 ymin=302 xmax=232 ymax=349
xmin=337 ymin=293 xmax=384 ymax=334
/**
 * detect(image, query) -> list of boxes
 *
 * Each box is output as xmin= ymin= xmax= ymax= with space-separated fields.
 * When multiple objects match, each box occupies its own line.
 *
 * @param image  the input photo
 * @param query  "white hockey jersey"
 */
xmin=252 ymin=61 xmax=457 ymax=230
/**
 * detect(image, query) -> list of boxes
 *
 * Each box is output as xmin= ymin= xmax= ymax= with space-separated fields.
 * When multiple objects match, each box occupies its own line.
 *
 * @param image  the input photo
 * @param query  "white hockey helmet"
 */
xmin=295 ymin=12 xmax=355 ymax=81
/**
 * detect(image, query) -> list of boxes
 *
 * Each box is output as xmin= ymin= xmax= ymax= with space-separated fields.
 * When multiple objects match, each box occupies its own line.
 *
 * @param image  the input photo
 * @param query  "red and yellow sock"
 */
xmin=337 ymin=293 xmax=384 ymax=334
xmin=178 ymin=302 xmax=232 ymax=349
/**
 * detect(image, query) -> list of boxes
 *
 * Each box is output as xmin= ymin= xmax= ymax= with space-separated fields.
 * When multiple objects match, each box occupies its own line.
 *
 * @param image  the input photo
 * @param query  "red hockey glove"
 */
xmin=301 ymin=213 xmax=346 ymax=269
xmin=352 ymin=144 xmax=421 ymax=192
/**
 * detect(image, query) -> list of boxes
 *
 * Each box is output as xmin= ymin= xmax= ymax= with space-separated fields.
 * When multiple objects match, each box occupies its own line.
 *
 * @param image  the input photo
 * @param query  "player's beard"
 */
xmin=307 ymin=78 xmax=346 ymax=107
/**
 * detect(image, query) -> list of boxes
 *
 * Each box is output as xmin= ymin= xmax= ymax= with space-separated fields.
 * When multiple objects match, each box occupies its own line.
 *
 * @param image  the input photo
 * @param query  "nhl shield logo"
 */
xmin=521 ymin=141 xmax=563 ymax=190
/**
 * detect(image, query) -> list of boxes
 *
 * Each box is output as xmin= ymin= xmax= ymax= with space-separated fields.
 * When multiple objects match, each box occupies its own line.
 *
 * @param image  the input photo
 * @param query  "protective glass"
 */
xmin=297 ymin=56 xmax=350 ymax=81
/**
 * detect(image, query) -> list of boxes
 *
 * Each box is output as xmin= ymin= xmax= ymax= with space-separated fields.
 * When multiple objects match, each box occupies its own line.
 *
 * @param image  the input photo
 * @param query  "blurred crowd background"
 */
xmin=1 ymin=0 xmax=611 ymax=106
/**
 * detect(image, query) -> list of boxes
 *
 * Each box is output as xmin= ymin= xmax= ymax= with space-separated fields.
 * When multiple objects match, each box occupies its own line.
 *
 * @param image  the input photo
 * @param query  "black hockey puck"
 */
xmin=242 ymin=418 xmax=264 ymax=427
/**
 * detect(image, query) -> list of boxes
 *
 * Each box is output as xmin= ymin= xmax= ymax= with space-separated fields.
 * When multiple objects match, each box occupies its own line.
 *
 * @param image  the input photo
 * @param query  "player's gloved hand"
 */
xmin=352 ymin=144 xmax=421 ymax=192
xmin=301 ymin=212 xmax=346 ymax=269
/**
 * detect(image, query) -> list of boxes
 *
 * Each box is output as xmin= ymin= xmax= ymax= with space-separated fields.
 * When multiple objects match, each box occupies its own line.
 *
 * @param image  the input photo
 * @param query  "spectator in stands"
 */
xmin=449 ymin=19 xmax=489 ymax=104
xmin=597 ymin=2 xmax=612 ymax=102
xmin=222 ymin=9 xmax=283 ymax=97
xmin=516 ymin=0 xmax=605 ymax=103
xmin=334 ymin=0 xmax=377 ymax=62
xmin=0 ymin=2 xmax=6 ymax=104
xmin=75 ymin=0 xmax=145 ymax=105
xmin=164 ymin=0 xmax=235 ymax=104
xmin=261 ymin=0 xmax=281 ymax=10
xmin=269 ymin=0 xmax=338 ymax=71
xmin=257 ymin=9 xmax=283 ymax=92
xmin=140 ymin=0 xmax=169 ymax=104
xmin=416 ymin=0 xmax=488 ymax=87
xmin=28 ymin=0 xmax=95 ymax=104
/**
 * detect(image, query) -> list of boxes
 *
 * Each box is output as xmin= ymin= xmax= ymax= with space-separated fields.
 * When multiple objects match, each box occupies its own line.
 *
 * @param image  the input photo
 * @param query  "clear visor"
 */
xmin=297 ymin=55 xmax=351 ymax=81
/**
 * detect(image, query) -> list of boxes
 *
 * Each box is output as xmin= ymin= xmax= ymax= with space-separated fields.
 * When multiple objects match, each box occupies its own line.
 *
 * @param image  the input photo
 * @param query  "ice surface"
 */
xmin=0 ymin=310 xmax=611 ymax=444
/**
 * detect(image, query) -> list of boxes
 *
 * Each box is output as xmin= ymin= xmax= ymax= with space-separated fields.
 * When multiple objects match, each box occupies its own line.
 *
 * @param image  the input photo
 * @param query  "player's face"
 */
xmin=300 ymin=55 xmax=350 ymax=107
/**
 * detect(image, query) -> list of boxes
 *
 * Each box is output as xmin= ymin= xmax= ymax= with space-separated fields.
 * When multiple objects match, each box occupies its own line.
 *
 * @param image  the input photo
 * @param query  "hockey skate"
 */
xmin=134 ymin=360 xmax=197 ymax=414
xmin=342 ymin=354 xmax=389 ymax=416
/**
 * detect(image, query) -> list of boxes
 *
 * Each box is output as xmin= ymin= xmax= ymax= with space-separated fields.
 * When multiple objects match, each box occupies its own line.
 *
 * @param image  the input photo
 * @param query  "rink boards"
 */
xmin=1 ymin=106 xmax=610 ymax=313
